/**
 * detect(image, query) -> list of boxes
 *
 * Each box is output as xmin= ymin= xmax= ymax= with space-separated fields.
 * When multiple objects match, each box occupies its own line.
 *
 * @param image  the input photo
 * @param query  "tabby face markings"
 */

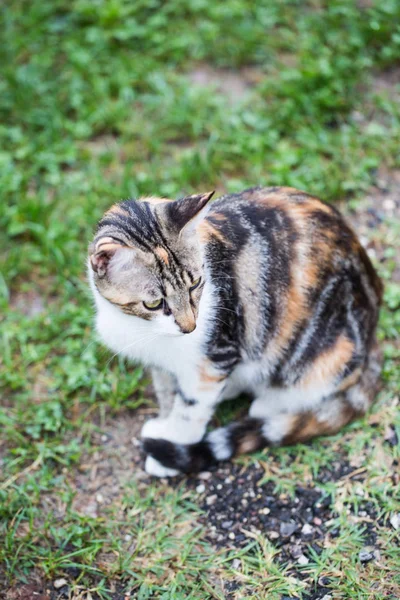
xmin=89 ymin=193 xmax=213 ymax=336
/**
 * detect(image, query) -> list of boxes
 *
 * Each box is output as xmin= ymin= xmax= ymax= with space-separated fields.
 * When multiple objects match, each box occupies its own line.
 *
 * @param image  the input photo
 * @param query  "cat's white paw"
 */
xmin=144 ymin=455 xmax=179 ymax=478
xmin=141 ymin=417 xmax=170 ymax=440
xmin=141 ymin=417 xmax=203 ymax=444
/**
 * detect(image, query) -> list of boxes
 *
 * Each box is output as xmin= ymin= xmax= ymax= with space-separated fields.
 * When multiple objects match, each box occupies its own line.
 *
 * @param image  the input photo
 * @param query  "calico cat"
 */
xmin=88 ymin=187 xmax=382 ymax=477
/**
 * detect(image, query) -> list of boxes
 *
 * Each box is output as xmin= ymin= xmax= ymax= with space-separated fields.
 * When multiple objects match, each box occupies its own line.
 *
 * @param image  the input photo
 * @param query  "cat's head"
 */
xmin=88 ymin=192 xmax=214 ymax=335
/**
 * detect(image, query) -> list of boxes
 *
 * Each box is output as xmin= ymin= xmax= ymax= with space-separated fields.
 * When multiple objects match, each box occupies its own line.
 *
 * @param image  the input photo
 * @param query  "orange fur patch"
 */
xmin=198 ymin=361 xmax=226 ymax=390
xmin=140 ymin=196 xmax=172 ymax=205
xmin=197 ymin=220 xmax=229 ymax=245
xmin=210 ymin=212 xmax=228 ymax=221
xmin=154 ymin=246 xmax=169 ymax=265
xmin=336 ymin=367 xmax=363 ymax=392
xmin=282 ymin=404 xmax=358 ymax=445
xmin=300 ymin=334 xmax=355 ymax=389
xmin=105 ymin=204 xmax=127 ymax=217
xmin=95 ymin=237 xmax=123 ymax=254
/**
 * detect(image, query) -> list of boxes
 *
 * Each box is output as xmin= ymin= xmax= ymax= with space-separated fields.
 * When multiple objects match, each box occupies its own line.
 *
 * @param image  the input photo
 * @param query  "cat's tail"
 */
xmin=142 ymin=417 xmax=266 ymax=474
xmin=143 ymin=344 xmax=382 ymax=473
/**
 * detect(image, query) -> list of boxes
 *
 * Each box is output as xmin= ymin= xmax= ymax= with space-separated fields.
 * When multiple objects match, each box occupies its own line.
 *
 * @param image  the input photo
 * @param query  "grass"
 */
xmin=1 ymin=0 xmax=400 ymax=598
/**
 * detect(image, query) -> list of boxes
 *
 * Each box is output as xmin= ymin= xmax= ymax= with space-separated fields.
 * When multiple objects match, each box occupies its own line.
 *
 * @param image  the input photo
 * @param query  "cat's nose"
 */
xmin=180 ymin=322 xmax=196 ymax=334
xmin=176 ymin=315 xmax=196 ymax=334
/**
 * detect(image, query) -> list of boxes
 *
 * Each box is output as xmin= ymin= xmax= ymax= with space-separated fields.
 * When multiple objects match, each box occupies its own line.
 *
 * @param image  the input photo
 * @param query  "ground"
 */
xmin=1 ymin=2 xmax=400 ymax=599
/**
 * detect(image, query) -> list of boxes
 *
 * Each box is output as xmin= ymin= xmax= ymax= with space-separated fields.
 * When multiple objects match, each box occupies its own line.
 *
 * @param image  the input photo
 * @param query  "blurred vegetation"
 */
xmin=1 ymin=0 xmax=399 ymax=598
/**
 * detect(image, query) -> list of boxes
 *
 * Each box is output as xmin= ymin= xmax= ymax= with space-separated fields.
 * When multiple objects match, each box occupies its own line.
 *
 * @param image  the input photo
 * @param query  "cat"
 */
xmin=88 ymin=186 xmax=383 ymax=477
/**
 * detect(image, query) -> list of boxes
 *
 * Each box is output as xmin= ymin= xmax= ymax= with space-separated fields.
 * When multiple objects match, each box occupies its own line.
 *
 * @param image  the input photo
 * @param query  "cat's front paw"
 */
xmin=141 ymin=417 xmax=203 ymax=444
xmin=141 ymin=417 xmax=170 ymax=441
xmin=144 ymin=455 xmax=179 ymax=478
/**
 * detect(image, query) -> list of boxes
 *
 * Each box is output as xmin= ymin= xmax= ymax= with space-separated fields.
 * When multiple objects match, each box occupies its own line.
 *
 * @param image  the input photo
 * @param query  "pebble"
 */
xmin=383 ymin=198 xmax=396 ymax=211
xmin=359 ymin=546 xmax=376 ymax=563
xmin=228 ymin=532 xmax=235 ymax=540
xmin=198 ymin=471 xmax=212 ymax=480
xmin=354 ymin=485 xmax=364 ymax=497
xmin=101 ymin=434 xmax=108 ymax=442
xmin=232 ymin=558 xmax=241 ymax=570
xmin=260 ymin=507 xmax=270 ymax=515
xmin=206 ymin=494 xmax=218 ymax=506
xmin=221 ymin=520 xmax=233 ymax=529
xmin=301 ymin=523 xmax=313 ymax=536
xmin=280 ymin=521 xmax=297 ymax=537
xmin=390 ymin=513 xmax=400 ymax=530
xmin=124 ymin=534 xmax=132 ymax=542
xmin=321 ymin=596 xmax=332 ymax=600
xmin=96 ymin=493 xmax=104 ymax=504
xmin=313 ymin=517 xmax=322 ymax=526
xmin=268 ymin=531 xmax=280 ymax=540
xmin=196 ymin=484 xmax=206 ymax=494
xmin=297 ymin=555 xmax=309 ymax=566
xmin=290 ymin=545 xmax=303 ymax=559
xmin=53 ymin=578 xmax=68 ymax=589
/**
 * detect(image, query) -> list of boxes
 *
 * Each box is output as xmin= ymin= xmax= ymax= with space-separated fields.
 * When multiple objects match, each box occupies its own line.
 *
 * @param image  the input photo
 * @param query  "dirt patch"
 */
xmin=188 ymin=64 xmax=263 ymax=104
xmin=70 ymin=411 xmax=151 ymax=518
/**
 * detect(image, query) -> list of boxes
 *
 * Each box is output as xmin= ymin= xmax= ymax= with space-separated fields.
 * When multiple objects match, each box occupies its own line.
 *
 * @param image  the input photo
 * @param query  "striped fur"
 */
xmin=88 ymin=187 xmax=382 ymax=476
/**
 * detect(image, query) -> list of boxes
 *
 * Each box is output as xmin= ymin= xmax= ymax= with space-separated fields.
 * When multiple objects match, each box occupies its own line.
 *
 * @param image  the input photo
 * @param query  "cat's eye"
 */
xmin=143 ymin=299 xmax=163 ymax=310
xmin=190 ymin=277 xmax=202 ymax=292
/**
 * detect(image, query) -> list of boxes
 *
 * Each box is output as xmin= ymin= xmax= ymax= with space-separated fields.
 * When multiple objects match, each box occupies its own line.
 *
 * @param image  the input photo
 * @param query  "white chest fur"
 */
xmin=89 ymin=271 xmax=215 ymax=378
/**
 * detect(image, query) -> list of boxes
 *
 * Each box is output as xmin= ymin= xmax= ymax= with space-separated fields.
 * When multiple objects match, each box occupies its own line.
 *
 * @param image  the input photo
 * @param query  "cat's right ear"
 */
xmin=89 ymin=236 xmax=125 ymax=278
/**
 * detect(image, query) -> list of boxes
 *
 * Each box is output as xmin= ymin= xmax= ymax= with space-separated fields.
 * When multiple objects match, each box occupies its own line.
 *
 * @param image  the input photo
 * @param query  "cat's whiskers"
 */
xmin=105 ymin=332 xmax=160 ymax=367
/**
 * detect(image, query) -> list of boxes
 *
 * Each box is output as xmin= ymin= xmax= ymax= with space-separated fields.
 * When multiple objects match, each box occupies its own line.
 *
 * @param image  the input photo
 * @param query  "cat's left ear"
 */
xmin=89 ymin=236 xmax=126 ymax=278
xmin=164 ymin=191 xmax=215 ymax=233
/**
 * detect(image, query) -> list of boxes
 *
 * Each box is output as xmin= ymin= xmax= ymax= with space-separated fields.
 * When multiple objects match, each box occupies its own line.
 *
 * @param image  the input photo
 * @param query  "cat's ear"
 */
xmin=164 ymin=191 xmax=215 ymax=233
xmin=89 ymin=236 xmax=126 ymax=278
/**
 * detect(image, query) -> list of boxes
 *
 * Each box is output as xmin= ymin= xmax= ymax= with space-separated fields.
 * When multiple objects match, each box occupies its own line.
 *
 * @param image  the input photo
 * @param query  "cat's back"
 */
xmin=199 ymin=186 xmax=382 ymax=370
xmin=203 ymin=186 xmax=382 ymax=300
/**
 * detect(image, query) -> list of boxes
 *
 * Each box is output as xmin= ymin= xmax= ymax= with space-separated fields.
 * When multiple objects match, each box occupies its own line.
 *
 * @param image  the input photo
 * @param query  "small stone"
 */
xmin=260 ymin=507 xmax=270 ymax=515
xmin=354 ymin=485 xmax=364 ymax=497
xmin=54 ymin=578 xmax=68 ymax=589
xmin=206 ymin=494 xmax=217 ymax=506
xmin=196 ymin=484 xmax=206 ymax=494
xmin=280 ymin=521 xmax=297 ymax=537
xmin=198 ymin=471 xmax=212 ymax=480
xmin=297 ymin=555 xmax=309 ymax=566
xmin=321 ymin=596 xmax=332 ymax=600
xmin=228 ymin=532 xmax=235 ymax=540
xmin=313 ymin=517 xmax=322 ymax=526
xmin=268 ymin=531 xmax=280 ymax=540
xmin=96 ymin=493 xmax=104 ymax=504
xmin=101 ymin=434 xmax=108 ymax=442
xmin=290 ymin=545 xmax=303 ymax=559
xmin=124 ymin=534 xmax=132 ymax=542
xmin=359 ymin=546 xmax=375 ymax=563
xmin=383 ymin=198 xmax=396 ymax=211
xmin=216 ymin=484 xmax=223 ymax=490
xmin=221 ymin=520 xmax=233 ymax=529
xmin=390 ymin=513 xmax=400 ymax=530
xmin=301 ymin=523 xmax=313 ymax=536
xmin=132 ymin=437 xmax=141 ymax=447
xmin=232 ymin=558 xmax=241 ymax=570
xmin=241 ymin=498 xmax=248 ymax=506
